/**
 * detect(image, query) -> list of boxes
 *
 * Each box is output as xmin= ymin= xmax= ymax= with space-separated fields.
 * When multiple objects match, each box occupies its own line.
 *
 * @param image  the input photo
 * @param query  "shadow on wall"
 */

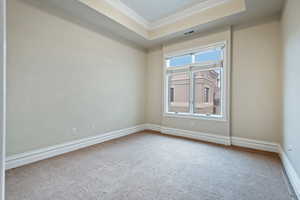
xmin=17 ymin=0 xmax=146 ymax=51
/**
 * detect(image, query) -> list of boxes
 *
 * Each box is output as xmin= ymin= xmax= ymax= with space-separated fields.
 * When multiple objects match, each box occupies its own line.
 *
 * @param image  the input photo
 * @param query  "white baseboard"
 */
xmin=279 ymin=146 xmax=300 ymax=199
xmin=6 ymin=123 xmax=300 ymax=200
xmin=6 ymin=124 xmax=231 ymax=170
xmin=143 ymin=123 xmax=162 ymax=132
xmin=145 ymin=124 xmax=280 ymax=153
xmin=6 ymin=124 xmax=281 ymax=170
xmin=144 ymin=124 xmax=231 ymax=146
xmin=231 ymin=137 xmax=279 ymax=153
xmin=146 ymin=124 xmax=299 ymax=197
xmin=6 ymin=125 xmax=144 ymax=170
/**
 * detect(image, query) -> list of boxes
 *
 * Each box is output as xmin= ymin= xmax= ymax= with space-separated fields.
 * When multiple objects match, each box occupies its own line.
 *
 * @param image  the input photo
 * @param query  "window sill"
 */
xmin=163 ymin=112 xmax=227 ymax=122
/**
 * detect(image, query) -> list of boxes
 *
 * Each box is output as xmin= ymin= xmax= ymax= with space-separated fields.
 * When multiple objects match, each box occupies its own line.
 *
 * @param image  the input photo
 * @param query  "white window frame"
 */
xmin=163 ymin=41 xmax=228 ymax=121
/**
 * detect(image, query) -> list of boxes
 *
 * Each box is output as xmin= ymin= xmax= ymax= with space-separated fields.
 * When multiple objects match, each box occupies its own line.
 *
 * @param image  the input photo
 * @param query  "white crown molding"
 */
xmin=104 ymin=0 xmax=231 ymax=30
xmin=103 ymin=0 xmax=150 ymax=29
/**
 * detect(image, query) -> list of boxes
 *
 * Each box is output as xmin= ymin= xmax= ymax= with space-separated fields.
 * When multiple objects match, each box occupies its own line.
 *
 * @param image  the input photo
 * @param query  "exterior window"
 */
xmin=204 ymin=87 xmax=210 ymax=103
xmin=170 ymin=88 xmax=174 ymax=102
xmin=194 ymin=69 xmax=221 ymax=115
xmin=165 ymin=43 xmax=225 ymax=119
xmin=168 ymin=73 xmax=190 ymax=113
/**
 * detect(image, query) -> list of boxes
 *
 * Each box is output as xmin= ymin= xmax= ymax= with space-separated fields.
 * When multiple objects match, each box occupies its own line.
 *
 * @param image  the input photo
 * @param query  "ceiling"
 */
xmin=119 ymin=0 xmax=208 ymax=22
xmin=36 ymin=0 xmax=284 ymax=49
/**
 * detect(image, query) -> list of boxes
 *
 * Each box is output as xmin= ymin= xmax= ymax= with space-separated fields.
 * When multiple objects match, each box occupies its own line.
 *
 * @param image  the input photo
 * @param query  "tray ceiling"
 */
xmin=38 ymin=0 xmax=284 ymax=48
xmin=119 ymin=0 xmax=209 ymax=22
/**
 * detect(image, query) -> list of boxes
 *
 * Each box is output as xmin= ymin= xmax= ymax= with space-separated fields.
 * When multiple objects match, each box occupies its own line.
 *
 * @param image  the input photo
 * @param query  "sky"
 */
xmin=169 ymin=50 xmax=222 ymax=67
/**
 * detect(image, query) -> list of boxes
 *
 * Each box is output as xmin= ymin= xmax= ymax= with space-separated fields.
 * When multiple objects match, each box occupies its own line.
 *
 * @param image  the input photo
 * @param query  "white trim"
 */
xmin=103 ymin=0 xmax=150 ymax=29
xmin=161 ymin=126 xmax=231 ymax=145
xmin=279 ymin=146 xmax=300 ymax=199
xmin=143 ymin=124 xmax=162 ymax=132
xmin=6 ymin=124 xmax=285 ymax=171
xmin=144 ymin=124 xmax=231 ymax=146
xmin=104 ymin=0 xmax=230 ymax=30
xmin=163 ymin=112 xmax=226 ymax=122
xmin=145 ymin=124 xmax=300 ymax=198
xmin=6 ymin=125 xmax=145 ymax=170
xmin=5 ymin=123 xmax=300 ymax=199
xmin=163 ymin=41 xmax=228 ymax=122
xmin=145 ymin=124 xmax=281 ymax=153
xmin=231 ymin=137 xmax=279 ymax=153
xmin=0 ymin=0 xmax=6 ymax=198
xmin=164 ymin=42 xmax=226 ymax=58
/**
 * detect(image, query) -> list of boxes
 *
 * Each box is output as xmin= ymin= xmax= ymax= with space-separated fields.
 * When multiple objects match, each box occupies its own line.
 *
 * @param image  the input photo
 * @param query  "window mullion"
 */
xmin=189 ymin=67 xmax=194 ymax=114
xmin=191 ymin=54 xmax=195 ymax=64
xmin=190 ymin=53 xmax=195 ymax=114
xmin=166 ymin=75 xmax=170 ymax=113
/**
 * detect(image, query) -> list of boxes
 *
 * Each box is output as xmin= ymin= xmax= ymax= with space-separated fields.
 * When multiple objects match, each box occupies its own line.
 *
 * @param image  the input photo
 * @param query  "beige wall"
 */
xmin=7 ymin=0 xmax=283 ymax=159
xmin=232 ymin=20 xmax=282 ymax=142
xmin=145 ymin=48 xmax=163 ymax=125
xmin=281 ymin=0 xmax=300 ymax=176
xmin=7 ymin=0 xmax=147 ymax=156
xmin=146 ymin=20 xmax=282 ymax=142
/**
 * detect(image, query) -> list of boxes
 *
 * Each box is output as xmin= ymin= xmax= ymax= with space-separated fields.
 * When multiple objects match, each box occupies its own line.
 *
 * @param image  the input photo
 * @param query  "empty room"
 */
xmin=0 ymin=0 xmax=299 ymax=199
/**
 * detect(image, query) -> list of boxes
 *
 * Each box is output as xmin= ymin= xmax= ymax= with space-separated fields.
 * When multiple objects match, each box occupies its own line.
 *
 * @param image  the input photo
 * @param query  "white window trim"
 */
xmin=163 ymin=41 xmax=228 ymax=122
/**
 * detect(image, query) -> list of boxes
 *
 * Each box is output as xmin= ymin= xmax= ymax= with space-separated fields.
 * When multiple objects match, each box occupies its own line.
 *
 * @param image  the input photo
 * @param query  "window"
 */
xmin=168 ymin=73 xmax=190 ymax=113
xmin=204 ymin=87 xmax=210 ymax=103
xmin=169 ymin=54 xmax=192 ymax=67
xmin=195 ymin=49 xmax=222 ymax=63
xmin=194 ymin=69 xmax=221 ymax=115
xmin=164 ymin=43 xmax=225 ymax=119
xmin=169 ymin=88 xmax=174 ymax=102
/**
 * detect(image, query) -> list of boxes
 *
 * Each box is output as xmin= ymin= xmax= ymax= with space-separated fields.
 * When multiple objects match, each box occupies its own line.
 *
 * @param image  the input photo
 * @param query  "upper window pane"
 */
xmin=168 ymin=54 xmax=192 ymax=67
xmin=195 ymin=50 xmax=222 ymax=63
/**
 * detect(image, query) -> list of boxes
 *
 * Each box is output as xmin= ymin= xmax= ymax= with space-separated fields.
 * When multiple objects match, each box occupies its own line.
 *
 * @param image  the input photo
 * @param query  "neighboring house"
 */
xmin=169 ymin=70 xmax=221 ymax=115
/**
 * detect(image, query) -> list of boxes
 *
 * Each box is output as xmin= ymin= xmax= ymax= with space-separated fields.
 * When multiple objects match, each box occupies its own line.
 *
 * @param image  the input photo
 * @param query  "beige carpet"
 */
xmin=6 ymin=132 xmax=297 ymax=200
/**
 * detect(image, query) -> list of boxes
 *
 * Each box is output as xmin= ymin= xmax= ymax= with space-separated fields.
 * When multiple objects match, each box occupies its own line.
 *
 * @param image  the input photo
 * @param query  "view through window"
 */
xmin=168 ymin=72 xmax=190 ymax=113
xmin=165 ymin=44 xmax=224 ymax=118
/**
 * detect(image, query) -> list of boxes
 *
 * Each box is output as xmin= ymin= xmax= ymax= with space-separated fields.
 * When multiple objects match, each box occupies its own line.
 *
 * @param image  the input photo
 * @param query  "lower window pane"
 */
xmin=168 ymin=73 xmax=190 ymax=113
xmin=193 ymin=69 xmax=221 ymax=115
